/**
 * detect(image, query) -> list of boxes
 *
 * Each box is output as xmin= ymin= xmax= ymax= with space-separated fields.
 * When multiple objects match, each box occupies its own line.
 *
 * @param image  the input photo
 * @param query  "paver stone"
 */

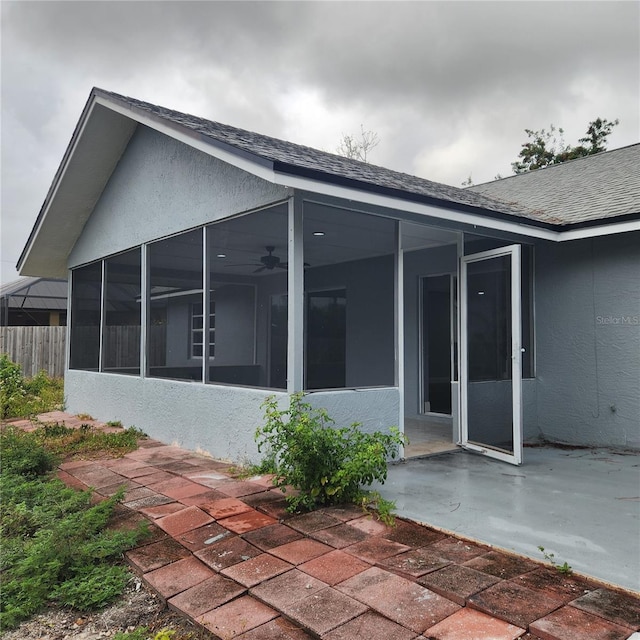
xmin=199 ymin=595 xmax=279 ymax=638
xmin=468 ymin=580 xmax=565 ymax=628
xmin=570 ymin=587 xmax=640 ymax=630
xmin=337 ymin=566 xmax=460 ymax=633
xmin=168 ymin=574 xmax=246 ymax=618
xmin=299 ymin=549 xmax=370 ymax=585
xmin=155 ymin=505 xmax=213 ymax=536
xmin=529 ymin=605 xmax=632 ymax=640
xmin=323 ymin=610 xmax=417 ymax=640
xmin=423 ymin=607 xmax=525 ymax=640
xmin=282 ymin=587 xmax=368 ymax=636
xmin=143 ymin=556 xmax=214 ymax=599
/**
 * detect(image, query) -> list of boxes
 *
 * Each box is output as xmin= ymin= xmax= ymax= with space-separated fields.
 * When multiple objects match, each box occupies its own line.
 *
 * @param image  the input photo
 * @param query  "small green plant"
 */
xmin=0 ymin=355 xmax=64 ymax=419
xmin=256 ymin=393 xmax=404 ymax=514
xmin=538 ymin=546 xmax=573 ymax=575
xmin=106 ymin=420 xmax=124 ymax=428
xmin=359 ymin=490 xmax=398 ymax=526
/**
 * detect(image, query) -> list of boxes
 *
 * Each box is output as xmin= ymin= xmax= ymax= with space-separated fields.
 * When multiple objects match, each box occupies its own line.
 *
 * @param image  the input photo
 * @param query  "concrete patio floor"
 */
xmin=377 ymin=447 xmax=640 ymax=593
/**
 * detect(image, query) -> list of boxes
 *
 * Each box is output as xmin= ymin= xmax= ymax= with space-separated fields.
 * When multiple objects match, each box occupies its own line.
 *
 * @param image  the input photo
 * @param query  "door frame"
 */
xmin=460 ymin=244 xmax=523 ymax=465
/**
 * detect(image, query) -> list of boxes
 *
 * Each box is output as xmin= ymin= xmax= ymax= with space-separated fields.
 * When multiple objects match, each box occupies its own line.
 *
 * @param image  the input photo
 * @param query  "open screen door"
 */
xmin=460 ymin=245 xmax=523 ymax=465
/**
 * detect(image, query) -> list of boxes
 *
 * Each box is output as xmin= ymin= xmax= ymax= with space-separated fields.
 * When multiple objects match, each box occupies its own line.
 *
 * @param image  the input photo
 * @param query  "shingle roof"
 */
xmin=0 ymin=277 xmax=68 ymax=310
xmin=95 ymin=89 xmax=543 ymax=224
xmin=468 ymin=144 xmax=640 ymax=226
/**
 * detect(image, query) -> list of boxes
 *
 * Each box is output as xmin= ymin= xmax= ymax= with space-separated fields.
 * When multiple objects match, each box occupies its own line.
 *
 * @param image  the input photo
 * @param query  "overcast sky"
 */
xmin=1 ymin=1 xmax=638 ymax=284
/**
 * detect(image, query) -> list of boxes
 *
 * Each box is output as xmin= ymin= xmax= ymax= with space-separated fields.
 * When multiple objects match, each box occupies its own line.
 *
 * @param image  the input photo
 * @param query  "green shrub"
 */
xmin=256 ymin=393 xmax=404 ymax=512
xmin=0 ymin=354 xmax=64 ymax=419
xmin=0 ymin=425 xmax=148 ymax=629
xmin=51 ymin=564 xmax=131 ymax=610
xmin=0 ymin=427 xmax=58 ymax=477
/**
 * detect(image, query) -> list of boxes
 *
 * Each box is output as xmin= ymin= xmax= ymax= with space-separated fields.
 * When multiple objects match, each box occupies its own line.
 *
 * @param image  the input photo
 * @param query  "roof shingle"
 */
xmin=95 ymin=89 xmax=541 ymax=223
xmin=468 ymin=144 xmax=640 ymax=225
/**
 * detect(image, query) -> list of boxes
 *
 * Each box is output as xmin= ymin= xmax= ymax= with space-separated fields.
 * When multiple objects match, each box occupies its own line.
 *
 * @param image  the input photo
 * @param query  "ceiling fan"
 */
xmin=225 ymin=246 xmax=310 ymax=273
xmin=225 ymin=246 xmax=287 ymax=273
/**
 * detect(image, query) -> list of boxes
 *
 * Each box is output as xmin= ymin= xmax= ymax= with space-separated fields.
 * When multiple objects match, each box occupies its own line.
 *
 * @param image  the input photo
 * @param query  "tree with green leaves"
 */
xmin=511 ymin=117 xmax=619 ymax=174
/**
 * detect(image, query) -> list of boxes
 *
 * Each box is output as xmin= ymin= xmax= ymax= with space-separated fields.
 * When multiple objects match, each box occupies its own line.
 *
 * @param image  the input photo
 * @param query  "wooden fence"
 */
xmin=0 ymin=326 xmax=66 ymax=378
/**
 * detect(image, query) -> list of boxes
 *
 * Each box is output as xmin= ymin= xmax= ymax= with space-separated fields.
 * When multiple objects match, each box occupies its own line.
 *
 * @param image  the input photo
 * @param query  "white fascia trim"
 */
xmin=272 ymin=171 xmax=561 ymax=241
xmin=554 ymin=218 xmax=640 ymax=241
xmin=94 ymin=96 xmax=279 ymax=184
xmin=272 ymin=172 xmax=640 ymax=242
xmin=95 ymin=96 xmax=640 ymax=245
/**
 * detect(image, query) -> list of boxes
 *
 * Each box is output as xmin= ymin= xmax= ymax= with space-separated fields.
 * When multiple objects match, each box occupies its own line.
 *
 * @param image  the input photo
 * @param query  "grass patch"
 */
xmin=0 ymin=426 xmax=149 ymax=630
xmin=0 ymin=354 xmax=64 ymax=420
xmin=32 ymin=421 xmax=146 ymax=460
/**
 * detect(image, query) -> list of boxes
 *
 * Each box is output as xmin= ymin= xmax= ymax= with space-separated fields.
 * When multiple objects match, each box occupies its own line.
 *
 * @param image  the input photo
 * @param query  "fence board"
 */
xmin=0 ymin=326 xmax=66 ymax=377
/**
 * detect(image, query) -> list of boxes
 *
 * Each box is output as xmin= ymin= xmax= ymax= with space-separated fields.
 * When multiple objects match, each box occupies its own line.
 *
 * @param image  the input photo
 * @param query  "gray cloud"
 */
xmin=1 ymin=0 xmax=638 ymax=283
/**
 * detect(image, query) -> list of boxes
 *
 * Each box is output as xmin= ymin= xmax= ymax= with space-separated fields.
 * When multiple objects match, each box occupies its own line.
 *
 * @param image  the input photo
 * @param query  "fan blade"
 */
xmin=224 ymin=263 xmax=261 ymax=268
xmin=253 ymin=266 xmax=267 ymax=273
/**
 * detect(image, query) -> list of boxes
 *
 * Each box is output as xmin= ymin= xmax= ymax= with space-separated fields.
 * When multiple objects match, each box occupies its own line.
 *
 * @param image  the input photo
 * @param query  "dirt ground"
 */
xmin=1 ymin=576 xmax=215 ymax=640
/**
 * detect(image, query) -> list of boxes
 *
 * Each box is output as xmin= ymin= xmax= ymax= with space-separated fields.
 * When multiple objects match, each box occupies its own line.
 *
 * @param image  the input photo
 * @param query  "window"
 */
xmin=191 ymin=299 xmax=215 ymax=358
xmin=207 ymin=204 xmax=287 ymax=389
xmin=103 ymin=248 xmax=141 ymax=375
xmin=68 ymin=205 xmax=288 ymax=388
xmin=69 ymin=262 xmax=102 ymax=371
xmin=148 ymin=229 xmax=204 ymax=381
xmin=303 ymin=204 xmax=396 ymax=389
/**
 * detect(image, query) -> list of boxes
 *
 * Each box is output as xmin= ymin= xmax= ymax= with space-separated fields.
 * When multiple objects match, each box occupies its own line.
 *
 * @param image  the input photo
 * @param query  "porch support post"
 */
xmin=140 ymin=243 xmax=148 ymax=378
xmin=202 ymin=226 xmax=209 ymax=384
xmin=98 ymin=260 xmax=106 ymax=372
xmin=287 ymin=194 xmax=304 ymax=393
xmin=65 ymin=273 xmax=72 ymax=373
xmin=396 ymin=221 xmax=405 ymax=458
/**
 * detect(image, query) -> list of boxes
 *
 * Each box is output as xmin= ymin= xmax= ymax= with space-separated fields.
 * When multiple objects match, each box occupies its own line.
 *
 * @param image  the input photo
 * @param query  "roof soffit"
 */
xmin=18 ymin=101 xmax=137 ymax=277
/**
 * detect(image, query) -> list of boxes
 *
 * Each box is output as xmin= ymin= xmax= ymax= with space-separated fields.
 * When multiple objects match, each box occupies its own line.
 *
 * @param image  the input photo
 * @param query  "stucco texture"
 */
xmin=68 ymin=125 xmax=288 ymax=268
xmin=65 ymin=370 xmax=283 ymax=462
xmin=534 ymin=233 xmax=640 ymax=448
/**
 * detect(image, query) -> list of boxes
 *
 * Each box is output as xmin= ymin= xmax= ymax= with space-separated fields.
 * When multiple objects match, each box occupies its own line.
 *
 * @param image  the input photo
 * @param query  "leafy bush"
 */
xmin=0 ymin=427 xmax=148 ymax=629
xmin=0 ymin=354 xmax=64 ymax=419
xmin=256 ymin=393 xmax=404 ymax=513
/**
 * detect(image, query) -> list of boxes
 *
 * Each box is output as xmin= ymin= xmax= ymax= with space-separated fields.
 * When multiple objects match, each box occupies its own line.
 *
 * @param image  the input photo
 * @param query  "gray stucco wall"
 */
xmin=533 ymin=232 xmax=639 ymax=449
xmin=65 ymin=370 xmax=400 ymax=462
xmin=68 ymin=125 xmax=288 ymax=268
xmin=65 ymin=369 xmax=279 ymax=462
xmin=306 ymin=388 xmax=401 ymax=436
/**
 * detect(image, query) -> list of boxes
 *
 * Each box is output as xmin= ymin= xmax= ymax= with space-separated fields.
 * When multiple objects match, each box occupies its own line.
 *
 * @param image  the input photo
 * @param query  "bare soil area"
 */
xmin=1 ymin=576 xmax=214 ymax=640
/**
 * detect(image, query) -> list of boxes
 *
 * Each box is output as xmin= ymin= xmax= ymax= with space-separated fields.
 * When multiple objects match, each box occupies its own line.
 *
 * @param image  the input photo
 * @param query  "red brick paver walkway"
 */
xmin=10 ymin=413 xmax=640 ymax=640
